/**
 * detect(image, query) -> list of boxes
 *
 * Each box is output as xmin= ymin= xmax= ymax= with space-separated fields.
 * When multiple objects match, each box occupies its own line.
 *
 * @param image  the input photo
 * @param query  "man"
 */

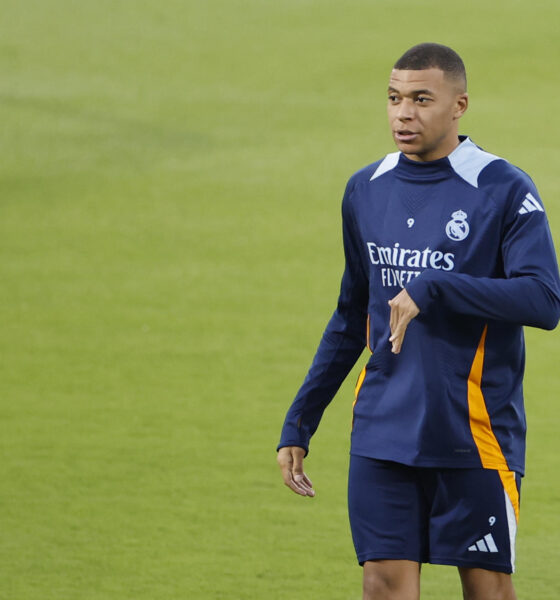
xmin=277 ymin=43 xmax=560 ymax=600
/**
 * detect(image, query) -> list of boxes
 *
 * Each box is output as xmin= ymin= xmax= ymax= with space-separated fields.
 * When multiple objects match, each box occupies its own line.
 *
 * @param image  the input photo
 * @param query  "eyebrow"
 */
xmin=388 ymin=86 xmax=435 ymax=95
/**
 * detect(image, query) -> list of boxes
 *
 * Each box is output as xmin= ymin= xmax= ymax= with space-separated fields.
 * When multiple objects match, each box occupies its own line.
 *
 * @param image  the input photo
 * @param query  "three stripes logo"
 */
xmin=468 ymin=533 xmax=498 ymax=553
xmin=518 ymin=192 xmax=544 ymax=214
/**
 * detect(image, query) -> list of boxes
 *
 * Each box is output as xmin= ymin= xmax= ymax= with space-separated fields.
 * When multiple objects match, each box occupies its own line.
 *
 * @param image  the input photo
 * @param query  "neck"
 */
xmin=403 ymin=134 xmax=461 ymax=162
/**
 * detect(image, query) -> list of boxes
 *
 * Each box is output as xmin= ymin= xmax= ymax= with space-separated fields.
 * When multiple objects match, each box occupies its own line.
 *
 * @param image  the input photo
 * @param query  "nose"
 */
xmin=396 ymin=98 xmax=415 ymax=121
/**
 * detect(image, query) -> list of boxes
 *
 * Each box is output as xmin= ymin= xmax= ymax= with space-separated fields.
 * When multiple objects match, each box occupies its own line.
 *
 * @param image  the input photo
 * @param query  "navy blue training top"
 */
xmin=278 ymin=137 xmax=560 ymax=475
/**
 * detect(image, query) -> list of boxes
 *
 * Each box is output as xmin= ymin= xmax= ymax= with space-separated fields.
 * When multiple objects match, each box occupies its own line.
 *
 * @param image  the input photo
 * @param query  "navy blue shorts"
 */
xmin=348 ymin=455 xmax=521 ymax=574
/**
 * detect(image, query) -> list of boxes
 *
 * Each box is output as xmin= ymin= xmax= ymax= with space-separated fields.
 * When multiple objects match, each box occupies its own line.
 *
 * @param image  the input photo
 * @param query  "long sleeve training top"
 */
xmin=278 ymin=137 xmax=560 ymax=475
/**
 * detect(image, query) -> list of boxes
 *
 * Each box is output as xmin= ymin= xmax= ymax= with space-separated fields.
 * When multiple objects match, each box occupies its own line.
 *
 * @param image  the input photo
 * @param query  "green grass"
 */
xmin=1 ymin=1 xmax=560 ymax=598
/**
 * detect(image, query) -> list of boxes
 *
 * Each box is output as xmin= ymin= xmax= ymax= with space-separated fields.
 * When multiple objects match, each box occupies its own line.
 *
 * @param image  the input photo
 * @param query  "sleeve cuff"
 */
xmin=276 ymin=442 xmax=309 ymax=456
xmin=406 ymin=270 xmax=440 ymax=312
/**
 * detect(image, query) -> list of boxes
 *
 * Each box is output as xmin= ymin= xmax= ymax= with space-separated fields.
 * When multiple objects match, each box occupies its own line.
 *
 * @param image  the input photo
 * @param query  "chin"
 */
xmin=394 ymin=140 xmax=420 ymax=154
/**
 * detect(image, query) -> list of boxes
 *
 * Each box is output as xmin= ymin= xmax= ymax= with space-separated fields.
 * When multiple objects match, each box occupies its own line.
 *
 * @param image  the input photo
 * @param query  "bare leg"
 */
xmin=362 ymin=560 xmax=421 ymax=600
xmin=459 ymin=567 xmax=517 ymax=600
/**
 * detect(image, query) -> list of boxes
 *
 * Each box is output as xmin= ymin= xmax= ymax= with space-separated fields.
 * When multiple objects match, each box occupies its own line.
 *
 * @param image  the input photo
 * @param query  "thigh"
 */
xmin=348 ymin=455 xmax=429 ymax=565
xmin=426 ymin=468 xmax=521 ymax=574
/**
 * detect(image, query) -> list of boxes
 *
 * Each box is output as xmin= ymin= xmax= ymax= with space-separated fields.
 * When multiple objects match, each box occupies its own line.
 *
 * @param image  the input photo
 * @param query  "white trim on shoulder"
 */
xmin=370 ymin=152 xmax=401 ymax=181
xmin=448 ymin=137 xmax=501 ymax=188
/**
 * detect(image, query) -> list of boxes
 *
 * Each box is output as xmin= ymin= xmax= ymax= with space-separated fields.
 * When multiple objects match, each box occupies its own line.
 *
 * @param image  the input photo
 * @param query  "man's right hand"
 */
xmin=277 ymin=446 xmax=315 ymax=497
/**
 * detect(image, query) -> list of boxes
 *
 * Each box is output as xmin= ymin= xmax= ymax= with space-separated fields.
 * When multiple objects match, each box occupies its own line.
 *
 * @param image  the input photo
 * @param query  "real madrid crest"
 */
xmin=445 ymin=210 xmax=469 ymax=241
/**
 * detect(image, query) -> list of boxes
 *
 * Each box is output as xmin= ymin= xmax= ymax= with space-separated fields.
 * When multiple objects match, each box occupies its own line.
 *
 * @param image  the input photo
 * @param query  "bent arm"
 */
xmin=277 ymin=303 xmax=367 ymax=453
xmin=407 ymin=270 xmax=560 ymax=330
xmin=406 ymin=191 xmax=560 ymax=329
xmin=277 ymin=184 xmax=368 ymax=455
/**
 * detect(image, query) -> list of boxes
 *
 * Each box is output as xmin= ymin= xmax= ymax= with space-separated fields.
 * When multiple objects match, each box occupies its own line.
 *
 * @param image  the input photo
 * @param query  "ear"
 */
xmin=453 ymin=93 xmax=469 ymax=120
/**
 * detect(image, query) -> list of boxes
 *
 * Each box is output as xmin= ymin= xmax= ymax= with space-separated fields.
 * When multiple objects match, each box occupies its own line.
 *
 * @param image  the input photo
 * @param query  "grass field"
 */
xmin=1 ymin=1 xmax=560 ymax=598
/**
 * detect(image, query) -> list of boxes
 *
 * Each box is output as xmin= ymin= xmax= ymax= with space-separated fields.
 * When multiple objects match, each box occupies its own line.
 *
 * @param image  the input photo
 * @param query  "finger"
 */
xmin=294 ymin=473 xmax=315 ymax=496
xmin=293 ymin=468 xmax=315 ymax=496
xmin=291 ymin=449 xmax=311 ymax=491
xmin=389 ymin=303 xmax=401 ymax=341
xmin=287 ymin=478 xmax=309 ymax=496
xmin=294 ymin=472 xmax=315 ymax=493
xmin=286 ymin=472 xmax=315 ymax=496
xmin=388 ymin=300 xmax=397 ymax=335
xmin=300 ymin=473 xmax=313 ymax=488
xmin=389 ymin=317 xmax=403 ymax=350
xmin=390 ymin=323 xmax=406 ymax=354
xmin=279 ymin=462 xmax=296 ymax=488
xmin=279 ymin=461 xmax=306 ymax=495
xmin=291 ymin=448 xmax=304 ymax=476
xmin=389 ymin=291 xmax=405 ymax=334
xmin=282 ymin=468 xmax=307 ymax=496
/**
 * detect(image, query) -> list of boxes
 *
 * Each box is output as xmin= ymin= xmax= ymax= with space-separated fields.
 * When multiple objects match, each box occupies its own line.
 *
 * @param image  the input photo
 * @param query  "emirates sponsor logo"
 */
xmin=366 ymin=242 xmax=456 ymax=288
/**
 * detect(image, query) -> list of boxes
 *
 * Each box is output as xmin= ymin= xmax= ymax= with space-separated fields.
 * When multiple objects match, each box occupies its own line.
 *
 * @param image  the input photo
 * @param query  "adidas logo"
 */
xmin=518 ymin=192 xmax=544 ymax=214
xmin=468 ymin=533 xmax=498 ymax=553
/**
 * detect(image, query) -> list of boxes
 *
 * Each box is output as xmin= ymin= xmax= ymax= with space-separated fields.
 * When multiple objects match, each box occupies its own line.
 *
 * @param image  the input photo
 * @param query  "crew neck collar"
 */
xmin=371 ymin=136 xmax=470 ymax=182
xmin=370 ymin=137 xmax=501 ymax=188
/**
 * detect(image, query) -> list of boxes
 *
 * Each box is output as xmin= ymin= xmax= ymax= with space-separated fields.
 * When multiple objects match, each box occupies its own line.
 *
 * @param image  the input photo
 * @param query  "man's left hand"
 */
xmin=388 ymin=289 xmax=420 ymax=354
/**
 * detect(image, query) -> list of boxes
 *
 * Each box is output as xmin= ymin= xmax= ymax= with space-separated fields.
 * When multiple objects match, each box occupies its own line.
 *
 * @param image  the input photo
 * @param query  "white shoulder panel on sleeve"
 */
xmin=448 ymin=137 xmax=502 ymax=188
xmin=370 ymin=152 xmax=400 ymax=181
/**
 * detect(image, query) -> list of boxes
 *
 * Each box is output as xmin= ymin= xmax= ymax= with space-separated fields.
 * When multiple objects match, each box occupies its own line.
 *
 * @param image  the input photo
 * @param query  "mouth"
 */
xmin=394 ymin=130 xmax=419 ymax=142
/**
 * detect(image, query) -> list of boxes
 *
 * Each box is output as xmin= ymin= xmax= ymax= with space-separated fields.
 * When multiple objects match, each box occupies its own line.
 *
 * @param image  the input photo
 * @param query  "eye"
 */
xmin=388 ymin=94 xmax=399 ymax=103
xmin=416 ymin=96 xmax=431 ymax=104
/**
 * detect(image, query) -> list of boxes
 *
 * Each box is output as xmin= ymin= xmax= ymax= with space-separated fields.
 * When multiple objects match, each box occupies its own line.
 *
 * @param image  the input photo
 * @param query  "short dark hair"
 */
xmin=394 ymin=43 xmax=467 ymax=90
